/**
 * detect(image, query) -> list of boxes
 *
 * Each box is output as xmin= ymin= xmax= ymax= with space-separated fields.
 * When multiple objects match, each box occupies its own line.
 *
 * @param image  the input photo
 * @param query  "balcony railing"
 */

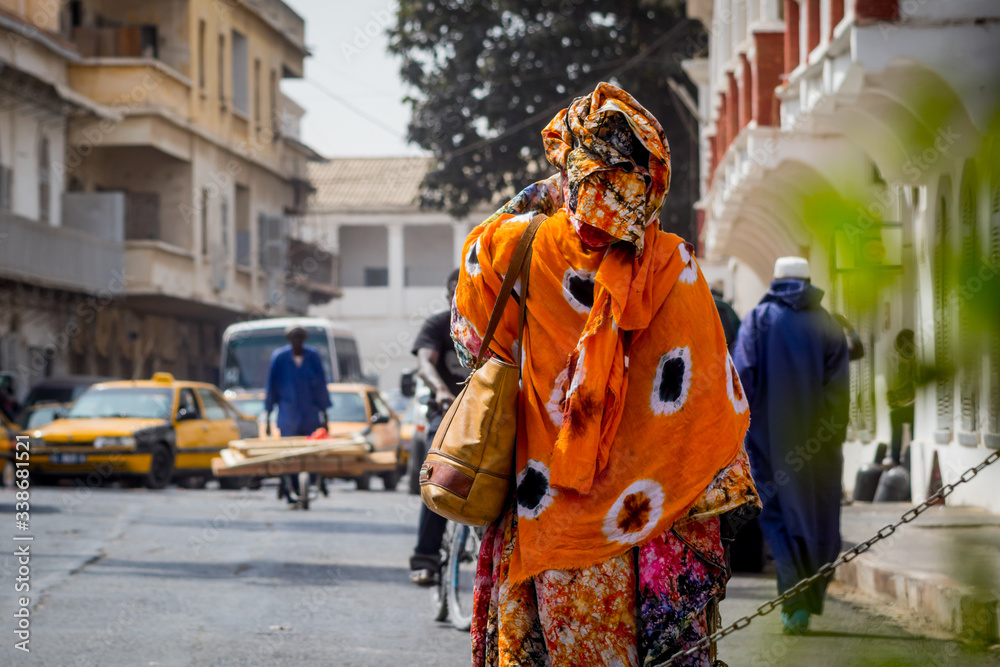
xmin=284 ymin=284 xmax=310 ymax=314
xmin=68 ymin=59 xmax=191 ymax=120
xmin=0 ymin=210 xmax=124 ymax=295
xmin=63 ymin=192 xmax=126 ymax=242
xmin=124 ymin=240 xmax=198 ymax=300
xmin=72 ymin=25 xmax=159 ymax=59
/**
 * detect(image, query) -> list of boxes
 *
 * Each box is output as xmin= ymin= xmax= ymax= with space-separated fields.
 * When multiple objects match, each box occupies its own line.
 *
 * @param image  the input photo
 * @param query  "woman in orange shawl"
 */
xmin=452 ymin=83 xmax=760 ymax=667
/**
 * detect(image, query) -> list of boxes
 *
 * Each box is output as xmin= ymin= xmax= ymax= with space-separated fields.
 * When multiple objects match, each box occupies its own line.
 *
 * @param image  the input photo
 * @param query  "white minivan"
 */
xmin=220 ymin=317 xmax=363 ymax=391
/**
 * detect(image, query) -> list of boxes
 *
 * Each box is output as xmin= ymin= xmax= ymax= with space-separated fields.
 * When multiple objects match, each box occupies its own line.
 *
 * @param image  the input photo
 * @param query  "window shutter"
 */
xmin=958 ymin=162 xmax=978 ymax=435
xmin=257 ymin=213 xmax=286 ymax=273
xmin=988 ymin=177 xmax=1000 ymax=439
xmin=210 ymin=243 xmax=226 ymax=292
xmin=860 ymin=307 xmax=876 ymax=436
xmin=846 ymin=275 xmax=862 ymax=435
xmin=843 ymin=273 xmax=875 ymax=439
xmin=933 ymin=186 xmax=954 ymax=433
xmin=125 ymin=192 xmax=161 ymax=240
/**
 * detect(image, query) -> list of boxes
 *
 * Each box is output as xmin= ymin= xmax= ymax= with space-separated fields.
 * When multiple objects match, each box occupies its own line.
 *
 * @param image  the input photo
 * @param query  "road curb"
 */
xmin=834 ymin=552 xmax=999 ymax=644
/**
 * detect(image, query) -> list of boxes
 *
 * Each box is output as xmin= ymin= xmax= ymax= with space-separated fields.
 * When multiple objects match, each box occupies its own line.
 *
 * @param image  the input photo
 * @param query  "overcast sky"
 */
xmin=283 ymin=0 xmax=423 ymax=158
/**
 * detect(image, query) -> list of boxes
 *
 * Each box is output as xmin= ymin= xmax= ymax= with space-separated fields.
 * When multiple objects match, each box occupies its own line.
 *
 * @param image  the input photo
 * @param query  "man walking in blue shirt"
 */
xmin=265 ymin=323 xmax=332 ymax=505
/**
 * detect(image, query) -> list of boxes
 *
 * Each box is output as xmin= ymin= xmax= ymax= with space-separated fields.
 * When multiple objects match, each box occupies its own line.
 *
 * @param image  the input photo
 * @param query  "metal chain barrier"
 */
xmin=657 ymin=448 xmax=1000 ymax=666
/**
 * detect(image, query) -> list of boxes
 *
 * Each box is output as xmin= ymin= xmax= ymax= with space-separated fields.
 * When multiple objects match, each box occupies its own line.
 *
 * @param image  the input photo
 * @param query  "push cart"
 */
xmin=211 ymin=433 xmax=402 ymax=509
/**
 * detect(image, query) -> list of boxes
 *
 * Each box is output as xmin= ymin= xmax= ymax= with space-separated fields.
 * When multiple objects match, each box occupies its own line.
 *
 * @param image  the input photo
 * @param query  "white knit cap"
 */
xmin=774 ymin=256 xmax=810 ymax=280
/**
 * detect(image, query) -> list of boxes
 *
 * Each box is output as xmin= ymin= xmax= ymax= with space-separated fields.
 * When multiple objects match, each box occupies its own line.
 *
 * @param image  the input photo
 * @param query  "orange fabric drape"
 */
xmin=453 ymin=211 xmax=751 ymax=581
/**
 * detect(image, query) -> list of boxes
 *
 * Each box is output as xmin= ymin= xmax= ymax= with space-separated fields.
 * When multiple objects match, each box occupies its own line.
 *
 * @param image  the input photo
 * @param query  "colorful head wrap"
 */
xmin=541 ymin=82 xmax=671 ymax=255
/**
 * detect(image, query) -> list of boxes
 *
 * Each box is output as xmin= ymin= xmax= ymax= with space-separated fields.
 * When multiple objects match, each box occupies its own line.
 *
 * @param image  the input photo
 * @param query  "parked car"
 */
xmin=382 ymin=388 xmax=411 ymax=416
xmin=0 ymin=411 xmax=15 ymax=487
xmin=325 ymin=383 xmax=405 ymax=490
xmin=399 ymin=370 xmax=432 ymax=494
xmin=223 ymin=390 xmax=269 ymax=436
xmin=19 ymin=375 xmax=115 ymax=422
xmin=26 ymin=373 xmax=257 ymax=489
xmin=19 ymin=402 xmax=68 ymax=431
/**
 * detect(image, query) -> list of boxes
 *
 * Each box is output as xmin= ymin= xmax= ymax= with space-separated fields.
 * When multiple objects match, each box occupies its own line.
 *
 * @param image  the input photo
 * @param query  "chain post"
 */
xmin=654 ymin=450 xmax=1000 ymax=666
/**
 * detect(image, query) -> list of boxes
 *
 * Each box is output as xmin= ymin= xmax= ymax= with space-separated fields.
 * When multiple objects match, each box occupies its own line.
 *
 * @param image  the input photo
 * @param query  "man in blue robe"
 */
xmin=265 ymin=324 xmax=332 ymax=504
xmin=733 ymin=257 xmax=850 ymax=634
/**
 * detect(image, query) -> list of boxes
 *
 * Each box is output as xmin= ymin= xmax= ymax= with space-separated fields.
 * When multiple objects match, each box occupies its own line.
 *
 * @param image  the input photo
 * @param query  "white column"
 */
xmin=820 ymin=0 xmax=830 ymax=46
xmin=798 ymin=0 xmax=808 ymax=66
xmin=720 ymin=4 xmax=732 ymax=72
xmin=734 ymin=0 xmax=746 ymax=49
xmin=387 ymin=222 xmax=405 ymax=315
xmin=761 ymin=0 xmax=780 ymax=22
xmin=325 ymin=221 xmax=341 ymax=256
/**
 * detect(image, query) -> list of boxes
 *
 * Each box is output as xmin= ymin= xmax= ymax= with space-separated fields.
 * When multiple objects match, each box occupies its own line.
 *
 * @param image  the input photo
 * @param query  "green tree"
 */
xmin=388 ymin=0 xmax=705 ymax=240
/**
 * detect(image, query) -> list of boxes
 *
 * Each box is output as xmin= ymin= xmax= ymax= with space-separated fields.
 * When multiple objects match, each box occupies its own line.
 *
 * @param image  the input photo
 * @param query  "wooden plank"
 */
xmin=212 ymin=436 xmax=376 ymax=476
xmin=229 ymin=442 xmax=367 ymax=465
xmin=212 ymin=453 xmax=373 ymax=477
xmin=212 ymin=434 xmax=381 ymax=476
xmin=229 ymin=435 xmax=364 ymax=452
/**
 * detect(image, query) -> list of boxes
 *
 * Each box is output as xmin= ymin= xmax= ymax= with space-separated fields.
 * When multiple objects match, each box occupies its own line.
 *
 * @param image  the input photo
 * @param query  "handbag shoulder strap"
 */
xmin=476 ymin=213 xmax=546 ymax=366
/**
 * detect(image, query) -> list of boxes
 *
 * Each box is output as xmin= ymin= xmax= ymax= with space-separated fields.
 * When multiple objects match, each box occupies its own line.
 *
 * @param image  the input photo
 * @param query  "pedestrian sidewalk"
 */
xmin=835 ymin=502 xmax=1000 ymax=644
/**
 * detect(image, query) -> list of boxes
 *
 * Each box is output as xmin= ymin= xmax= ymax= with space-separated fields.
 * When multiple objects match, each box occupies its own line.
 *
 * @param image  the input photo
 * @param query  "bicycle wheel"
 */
xmin=430 ymin=525 xmax=450 ymax=622
xmin=297 ymin=471 xmax=311 ymax=510
xmin=446 ymin=524 xmax=481 ymax=631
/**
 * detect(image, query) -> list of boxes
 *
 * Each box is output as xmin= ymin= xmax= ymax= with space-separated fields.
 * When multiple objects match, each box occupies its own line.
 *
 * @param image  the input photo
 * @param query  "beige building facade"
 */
xmin=301 ymin=158 xmax=483 ymax=390
xmin=0 ymin=2 xmax=125 ymax=393
xmin=0 ymin=0 xmax=331 ymax=396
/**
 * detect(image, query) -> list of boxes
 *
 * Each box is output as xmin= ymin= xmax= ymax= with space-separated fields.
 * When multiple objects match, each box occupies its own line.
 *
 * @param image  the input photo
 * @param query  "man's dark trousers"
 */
xmin=410 ymin=413 xmax=447 ymax=571
xmin=281 ymin=422 xmax=321 ymax=498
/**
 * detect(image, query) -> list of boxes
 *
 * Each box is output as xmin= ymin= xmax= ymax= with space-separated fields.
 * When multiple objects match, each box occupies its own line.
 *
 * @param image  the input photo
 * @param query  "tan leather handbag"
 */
xmin=419 ymin=214 xmax=545 ymax=526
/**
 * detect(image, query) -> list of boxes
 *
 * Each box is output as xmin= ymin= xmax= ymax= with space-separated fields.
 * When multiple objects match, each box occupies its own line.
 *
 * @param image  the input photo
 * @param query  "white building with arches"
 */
xmin=300 ymin=157 xmax=483 ymax=391
xmin=685 ymin=0 xmax=1000 ymax=511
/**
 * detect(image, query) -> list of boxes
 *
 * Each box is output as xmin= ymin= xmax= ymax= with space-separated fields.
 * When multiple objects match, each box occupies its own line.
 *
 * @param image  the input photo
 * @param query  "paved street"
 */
xmin=0 ymin=481 xmax=996 ymax=666
xmin=717 ymin=577 xmax=996 ymax=666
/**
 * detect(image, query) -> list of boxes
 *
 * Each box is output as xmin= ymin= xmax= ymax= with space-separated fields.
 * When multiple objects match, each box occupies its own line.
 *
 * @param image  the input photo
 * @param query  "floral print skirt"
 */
xmin=472 ymin=506 xmax=728 ymax=667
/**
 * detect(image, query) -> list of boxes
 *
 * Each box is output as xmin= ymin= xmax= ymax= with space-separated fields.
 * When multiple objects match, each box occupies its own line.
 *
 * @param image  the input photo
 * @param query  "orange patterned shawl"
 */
xmin=451 ymin=84 xmax=753 ymax=582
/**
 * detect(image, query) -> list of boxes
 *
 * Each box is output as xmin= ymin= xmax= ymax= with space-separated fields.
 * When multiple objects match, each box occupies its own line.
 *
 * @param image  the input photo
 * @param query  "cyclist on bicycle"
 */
xmin=408 ymin=269 xmax=470 ymax=585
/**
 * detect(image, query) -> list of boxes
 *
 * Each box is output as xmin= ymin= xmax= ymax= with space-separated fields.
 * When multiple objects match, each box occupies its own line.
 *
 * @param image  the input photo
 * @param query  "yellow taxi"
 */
xmin=224 ymin=383 xmax=405 ymax=490
xmin=221 ymin=389 xmax=269 ymax=436
xmin=27 ymin=373 xmax=256 ymax=489
xmin=326 ymin=383 xmax=405 ymax=490
xmin=1 ymin=411 xmax=16 ymax=487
